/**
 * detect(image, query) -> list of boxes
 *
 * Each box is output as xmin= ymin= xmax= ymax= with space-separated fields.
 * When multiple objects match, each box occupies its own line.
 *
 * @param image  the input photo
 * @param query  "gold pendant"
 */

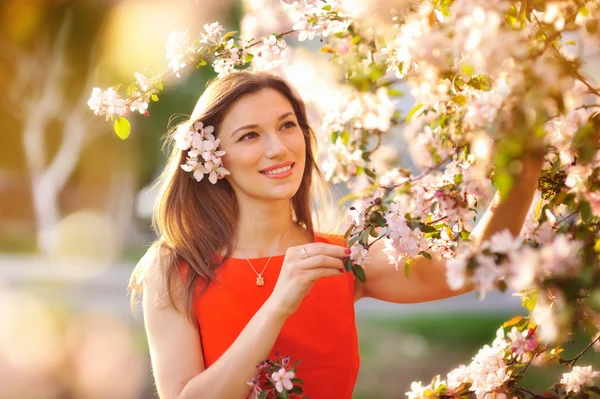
xmin=256 ymin=275 xmax=265 ymax=286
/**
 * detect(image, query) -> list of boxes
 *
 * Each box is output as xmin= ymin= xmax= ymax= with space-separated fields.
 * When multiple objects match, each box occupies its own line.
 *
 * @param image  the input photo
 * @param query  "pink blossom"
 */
xmin=405 ymin=381 xmax=427 ymax=399
xmin=349 ymin=243 xmax=370 ymax=267
xmin=507 ymin=327 xmax=538 ymax=362
xmin=246 ymin=375 xmax=262 ymax=399
xmin=585 ymin=191 xmax=600 ymax=218
xmin=446 ymin=253 xmax=468 ymax=290
xmin=271 ymin=367 xmax=295 ymax=393
xmin=506 ymin=246 xmax=540 ymax=291
xmin=484 ymin=229 xmax=522 ymax=254
xmin=447 ymin=364 xmax=470 ymax=390
xmin=87 ymin=87 xmax=127 ymax=117
xmin=469 ymin=344 xmax=511 ymax=399
xmin=540 ymin=235 xmax=583 ymax=277
xmin=472 ymin=254 xmax=501 ymax=299
xmin=560 ymin=366 xmax=600 ymax=394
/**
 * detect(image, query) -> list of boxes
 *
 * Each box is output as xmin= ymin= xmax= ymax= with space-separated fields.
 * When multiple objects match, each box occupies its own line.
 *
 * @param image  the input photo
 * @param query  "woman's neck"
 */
xmin=232 ymin=200 xmax=312 ymax=258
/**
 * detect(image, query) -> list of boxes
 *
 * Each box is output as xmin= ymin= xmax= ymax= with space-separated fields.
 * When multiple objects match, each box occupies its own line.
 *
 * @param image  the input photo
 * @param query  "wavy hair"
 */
xmin=128 ymin=71 xmax=332 ymax=321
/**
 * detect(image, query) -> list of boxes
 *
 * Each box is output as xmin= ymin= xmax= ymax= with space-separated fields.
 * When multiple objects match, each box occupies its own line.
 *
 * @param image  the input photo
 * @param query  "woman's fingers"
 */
xmin=290 ymin=242 xmax=349 ymax=261
xmin=298 ymin=254 xmax=346 ymax=271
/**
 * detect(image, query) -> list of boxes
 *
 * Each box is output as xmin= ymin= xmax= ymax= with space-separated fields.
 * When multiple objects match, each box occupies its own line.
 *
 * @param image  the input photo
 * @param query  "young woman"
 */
xmin=129 ymin=71 xmax=543 ymax=399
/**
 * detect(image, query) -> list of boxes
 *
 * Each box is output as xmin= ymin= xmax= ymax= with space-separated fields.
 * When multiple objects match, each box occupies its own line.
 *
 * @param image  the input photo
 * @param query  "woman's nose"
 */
xmin=264 ymin=131 xmax=289 ymax=159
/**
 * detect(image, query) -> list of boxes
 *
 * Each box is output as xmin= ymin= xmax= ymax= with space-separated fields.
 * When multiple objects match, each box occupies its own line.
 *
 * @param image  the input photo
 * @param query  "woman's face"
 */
xmin=217 ymin=88 xmax=307 ymax=203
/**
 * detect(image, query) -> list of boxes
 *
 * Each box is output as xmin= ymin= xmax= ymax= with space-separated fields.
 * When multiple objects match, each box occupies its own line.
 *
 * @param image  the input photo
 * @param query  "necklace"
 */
xmin=244 ymin=224 xmax=292 ymax=287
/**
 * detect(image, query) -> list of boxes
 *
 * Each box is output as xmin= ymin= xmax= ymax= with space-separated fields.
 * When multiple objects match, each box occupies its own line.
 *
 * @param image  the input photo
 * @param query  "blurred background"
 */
xmin=0 ymin=1 xmax=598 ymax=398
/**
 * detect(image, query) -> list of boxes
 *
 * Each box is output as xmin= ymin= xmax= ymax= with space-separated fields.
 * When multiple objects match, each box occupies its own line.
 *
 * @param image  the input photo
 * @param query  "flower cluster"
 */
xmin=173 ymin=121 xmax=230 ymax=184
xmin=407 ymin=318 xmax=599 ymax=399
xmin=246 ymin=352 xmax=304 ymax=399
xmin=561 ymin=366 xmax=600 ymax=394
xmin=252 ymin=34 xmax=289 ymax=71
xmin=445 ymin=229 xmax=585 ymax=305
xmin=89 ymin=0 xmax=600 ymax=395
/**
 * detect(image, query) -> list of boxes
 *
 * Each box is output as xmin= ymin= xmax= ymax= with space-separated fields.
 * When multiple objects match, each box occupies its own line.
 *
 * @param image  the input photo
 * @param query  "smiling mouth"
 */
xmin=260 ymin=163 xmax=295 ymax=175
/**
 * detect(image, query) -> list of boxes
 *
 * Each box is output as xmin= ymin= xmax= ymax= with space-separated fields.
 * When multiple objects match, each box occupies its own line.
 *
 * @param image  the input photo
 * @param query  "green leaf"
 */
xmin=222 ymin=30 xmax=238 ymax=41
xmin=588 ymin=386 xmax=600 ymax=395
xmin=580 ymin=201 xmax=592 ymax=223
xmin=364 ymin=168 xmax=377 ymax=180
xmin=550 ymin=159 xmax=560 ymax=178
xmin=419 ymin=251 xmax=432 ymax=260
xmin=493 ymin=171 xmax=514 ymax=198
xmin=279 ymin=389 xmax=289 ymax=399
xmin=258 ymin=390 xmax=269 ymax=399
xmin=387 ymin=87 xmax=404 ymax=97
xmin=360 ymin=229 xmax=370 ymax=246
xmin=522 ymin=291 xmax=538 ymax=311
xmin=352 ymin=264 xmax=366 ymax=283
xmin=344 ymin=257 xmax=353 ymax=272
xmin=114 ymin=117 xmax=131 ymax=140
xmin=406 ymin=104 xmax=423 ymax=122
xmin=343 ymin=226 xmax=354 ymax=245
xmin=534 ymin=200 xmax=543 ymax=222
xmin=404 ymin=258 xmax=411 ymax=278
xmin=151 ymin=94 xmax=159 ymax=102
xmin=322 ymin=4 xmax=332 ymax=10
xmin=418 ymin=224 xmax=436 ymax=233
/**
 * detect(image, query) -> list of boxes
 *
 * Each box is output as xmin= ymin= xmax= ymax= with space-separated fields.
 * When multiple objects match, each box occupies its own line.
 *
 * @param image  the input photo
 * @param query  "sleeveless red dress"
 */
xmin=180 ymin=232 xmax=360 ymax=398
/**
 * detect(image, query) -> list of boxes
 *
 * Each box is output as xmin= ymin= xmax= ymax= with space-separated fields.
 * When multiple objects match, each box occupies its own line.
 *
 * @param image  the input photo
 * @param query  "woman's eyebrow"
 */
xmin=230 ymin=111 xmax=295 ymax=138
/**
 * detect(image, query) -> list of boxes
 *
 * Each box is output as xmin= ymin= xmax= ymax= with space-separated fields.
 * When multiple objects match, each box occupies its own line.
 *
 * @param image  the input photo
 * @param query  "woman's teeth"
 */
xmin=263 ymin=165 xmax=292 ymax=175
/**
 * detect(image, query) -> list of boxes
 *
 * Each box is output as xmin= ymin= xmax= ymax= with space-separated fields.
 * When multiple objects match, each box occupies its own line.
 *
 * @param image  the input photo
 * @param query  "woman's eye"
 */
xmin=281 ymin=121 xmax=297 ymax=130
xmin=240 ymin=132 xmax=258 ymax=141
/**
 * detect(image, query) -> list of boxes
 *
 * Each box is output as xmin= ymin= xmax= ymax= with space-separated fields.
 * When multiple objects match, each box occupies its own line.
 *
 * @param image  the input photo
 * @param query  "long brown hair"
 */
xmin=128 ymin=71 xmax=330 ymax=321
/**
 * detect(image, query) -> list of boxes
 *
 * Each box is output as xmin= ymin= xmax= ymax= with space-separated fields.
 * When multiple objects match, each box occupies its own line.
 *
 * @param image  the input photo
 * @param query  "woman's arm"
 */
xmin=142 ymin=252 xmax=288 ymax=399
xmin=354 ymin=155 xmax=545 ymax=303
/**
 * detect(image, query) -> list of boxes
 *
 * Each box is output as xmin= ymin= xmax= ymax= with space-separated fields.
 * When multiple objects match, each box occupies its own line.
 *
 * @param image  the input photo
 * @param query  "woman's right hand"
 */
xmin=269 ymin=243 xmax=350 ymax=318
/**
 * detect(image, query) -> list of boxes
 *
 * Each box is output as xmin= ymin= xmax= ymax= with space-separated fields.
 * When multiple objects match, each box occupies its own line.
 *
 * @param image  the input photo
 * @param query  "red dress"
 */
xmin=180 ymin=232 xmax=360 ymax=398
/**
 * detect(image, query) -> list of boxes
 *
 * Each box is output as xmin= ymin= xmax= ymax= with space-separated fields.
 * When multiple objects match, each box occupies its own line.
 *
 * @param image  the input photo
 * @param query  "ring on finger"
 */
xmin=300 ymin=246 xmax=309 ymax=259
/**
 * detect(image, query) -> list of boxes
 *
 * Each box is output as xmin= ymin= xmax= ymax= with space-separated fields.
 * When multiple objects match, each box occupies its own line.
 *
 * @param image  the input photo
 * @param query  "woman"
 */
xmin=129 ymin=71 xmax=543 ymax=399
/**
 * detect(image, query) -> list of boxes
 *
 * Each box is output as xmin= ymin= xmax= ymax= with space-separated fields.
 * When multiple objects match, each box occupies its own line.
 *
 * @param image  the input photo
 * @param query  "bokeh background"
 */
xmin=1 ymin=1 xmax=598 ymax=398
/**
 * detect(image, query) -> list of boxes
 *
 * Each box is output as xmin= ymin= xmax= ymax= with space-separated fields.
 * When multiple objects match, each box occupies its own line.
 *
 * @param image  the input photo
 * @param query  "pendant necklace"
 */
xmin=244 ymin=224 xmax=291 ymax=287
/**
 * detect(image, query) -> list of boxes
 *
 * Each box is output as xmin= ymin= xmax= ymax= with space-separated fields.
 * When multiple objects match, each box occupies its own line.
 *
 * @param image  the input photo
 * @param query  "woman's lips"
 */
xmin=260 ymin=162 xmax=295 ymax=179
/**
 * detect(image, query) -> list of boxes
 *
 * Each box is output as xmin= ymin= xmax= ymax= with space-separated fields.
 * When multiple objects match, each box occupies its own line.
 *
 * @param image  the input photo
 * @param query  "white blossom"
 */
xmin=561 ymin=366 xmax=600 ymax=394
xmin=166 ymin=30 xmax=192 ymax=77
xmin=177 ymin=121 xmax=230 ymax=183
xmin=468 ymin=344 xmax=511 ymax=399
xmin=349 ymin=243 xmax=370 ymax=267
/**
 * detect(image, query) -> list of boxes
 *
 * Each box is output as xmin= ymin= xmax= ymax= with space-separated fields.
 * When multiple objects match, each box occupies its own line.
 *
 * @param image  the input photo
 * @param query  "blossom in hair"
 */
xmin=175 ymin=121 xmax=230 ymax=184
